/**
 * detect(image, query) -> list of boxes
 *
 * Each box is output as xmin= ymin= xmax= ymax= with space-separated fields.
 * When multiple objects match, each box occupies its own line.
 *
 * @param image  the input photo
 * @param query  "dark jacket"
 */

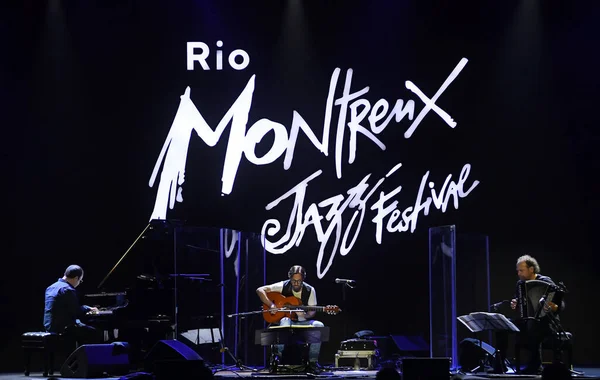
xmin=43 ymin=279 xmax=90 ymax=333
xmin=281 ymin=280 xmax=313 ymax=306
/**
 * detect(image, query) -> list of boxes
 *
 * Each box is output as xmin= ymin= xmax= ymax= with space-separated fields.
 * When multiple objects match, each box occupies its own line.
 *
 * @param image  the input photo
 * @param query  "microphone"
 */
xmin=490 ymin=300 xmax=509 ymax=310
xmin=335 ymin=278 xmax=356 ymax=284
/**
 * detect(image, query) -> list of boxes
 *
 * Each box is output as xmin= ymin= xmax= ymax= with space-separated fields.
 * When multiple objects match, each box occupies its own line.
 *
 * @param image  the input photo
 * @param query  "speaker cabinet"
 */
xmin=144 ymin=340 xmax=210 ymax=380
xmin=60 ymin=343 xmax=130 ymax=378
xmin=400 ymin=357 xmax=450 ymax=380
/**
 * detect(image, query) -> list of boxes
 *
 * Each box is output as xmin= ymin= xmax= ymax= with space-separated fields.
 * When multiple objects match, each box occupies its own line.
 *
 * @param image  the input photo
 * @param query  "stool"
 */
xmin=21 ymin=332 xmax=60 ymax=376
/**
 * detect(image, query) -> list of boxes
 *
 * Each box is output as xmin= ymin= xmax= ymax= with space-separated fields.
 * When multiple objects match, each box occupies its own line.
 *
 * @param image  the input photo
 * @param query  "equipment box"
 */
xmin=334 ymin=350 xmax=379 ymax=369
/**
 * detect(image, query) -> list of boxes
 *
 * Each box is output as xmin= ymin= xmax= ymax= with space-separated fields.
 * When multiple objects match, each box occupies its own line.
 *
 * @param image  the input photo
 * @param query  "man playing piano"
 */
xmin=44 ymin=265 xmax=101 ymax=344
xmin=256 ymin=265 xmax=325 ymax=366
xmin=497 ymin=255 xmax=565 ymax=374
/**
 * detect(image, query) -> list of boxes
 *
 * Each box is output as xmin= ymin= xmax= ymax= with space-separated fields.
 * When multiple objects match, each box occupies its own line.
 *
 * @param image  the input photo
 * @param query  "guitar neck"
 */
xmin=296 ymin=305 xmax=326 ymax=312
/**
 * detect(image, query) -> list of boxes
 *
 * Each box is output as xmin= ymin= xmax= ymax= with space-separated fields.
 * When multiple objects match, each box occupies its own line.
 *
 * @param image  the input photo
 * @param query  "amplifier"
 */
xmin=339 ymin=338 xmax=377 ymax=351
xmin=335 ymin=350 xmax=379 ymax=369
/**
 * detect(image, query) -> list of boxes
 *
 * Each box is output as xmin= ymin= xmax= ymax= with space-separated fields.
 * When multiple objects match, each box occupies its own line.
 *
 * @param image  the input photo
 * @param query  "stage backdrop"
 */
xmin=3 ymin=0 xmax=599 ymax=370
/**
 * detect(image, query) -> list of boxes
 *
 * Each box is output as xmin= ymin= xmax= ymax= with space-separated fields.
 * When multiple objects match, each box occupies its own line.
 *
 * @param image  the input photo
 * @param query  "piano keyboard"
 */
xmin=86 ymin=292 xmax=127 ymax=297
xmin=87 ymin=305 xmax=124 ymax=315
xmin=89 ymin=310 xmax=114 ymax=315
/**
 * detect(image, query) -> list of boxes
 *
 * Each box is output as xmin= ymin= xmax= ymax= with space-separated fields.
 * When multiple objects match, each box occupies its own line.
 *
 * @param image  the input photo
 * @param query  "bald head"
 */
xmin=63 ymin=265 xmax=84 ymax=288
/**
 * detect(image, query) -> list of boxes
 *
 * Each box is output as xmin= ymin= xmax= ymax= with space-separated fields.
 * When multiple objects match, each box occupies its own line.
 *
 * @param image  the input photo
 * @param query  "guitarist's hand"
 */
xmin=269 ymin=304 xmax=278 ymax=315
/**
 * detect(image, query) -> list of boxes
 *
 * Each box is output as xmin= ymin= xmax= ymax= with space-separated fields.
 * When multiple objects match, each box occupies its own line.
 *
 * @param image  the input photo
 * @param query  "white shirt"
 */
xmin=267 ymin=280 xmax=317 ymax=321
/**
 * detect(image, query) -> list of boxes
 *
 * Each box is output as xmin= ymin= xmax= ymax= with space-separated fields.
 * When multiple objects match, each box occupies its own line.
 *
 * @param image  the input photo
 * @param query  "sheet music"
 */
xmin=181 ymin=328 xmax=222 ymax=344
xmin=457 ymin=315 xmax=481 ymax=332
xmin=457 ymin=312 xmax=520 ymax=333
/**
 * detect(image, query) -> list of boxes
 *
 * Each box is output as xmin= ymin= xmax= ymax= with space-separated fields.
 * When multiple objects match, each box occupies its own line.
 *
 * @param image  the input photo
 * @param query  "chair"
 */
xmin=21 ymin=332 xmax=60 ymax=376
xmin=542 ymin=331 xmax=573 ymax=369
xmin=514 ymin=331 xmax=574 ymax=372
xmin=266 ymin=323 xmax=310 ymax=366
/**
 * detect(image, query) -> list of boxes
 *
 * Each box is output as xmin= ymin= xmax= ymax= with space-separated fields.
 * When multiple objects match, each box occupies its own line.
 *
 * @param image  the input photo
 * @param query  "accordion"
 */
xmin=517 ymin=279 xmax=561 ymax=319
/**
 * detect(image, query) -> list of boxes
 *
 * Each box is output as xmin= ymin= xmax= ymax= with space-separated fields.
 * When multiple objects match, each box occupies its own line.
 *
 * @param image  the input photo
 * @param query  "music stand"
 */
xmin=254 ymin=326 xmax=330 ymax=375
xmin=457 ymin=312 xmax=520 ymax=374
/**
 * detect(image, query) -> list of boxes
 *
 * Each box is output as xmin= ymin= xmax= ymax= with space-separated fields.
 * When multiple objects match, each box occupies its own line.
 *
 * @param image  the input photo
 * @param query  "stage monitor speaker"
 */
xmin=390 ymin=335 xmax=429 ymax=356
xmin=144 ymin=339 xmax=210 ymax=380
xmin=400 ymin=357 xmax=450 ymax=380
xmin=458 ymin=338 xmax=496 ymax=371
xmin=59 ymin=343 xmax=130 ymax=378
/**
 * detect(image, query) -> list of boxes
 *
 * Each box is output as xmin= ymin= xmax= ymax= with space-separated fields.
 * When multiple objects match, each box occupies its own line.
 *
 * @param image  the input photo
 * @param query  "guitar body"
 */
xmin=262 ymin=291 xmax=341 ymax=323
xmin=263 ymin=292 xmax=302 ymax=324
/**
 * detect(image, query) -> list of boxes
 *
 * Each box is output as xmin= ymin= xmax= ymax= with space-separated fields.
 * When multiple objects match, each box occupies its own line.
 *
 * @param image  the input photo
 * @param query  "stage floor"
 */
xmin=1 ymin=366 xmax=599 ymax=380
xmin=215 ymin=366 xmax=600 ymax=379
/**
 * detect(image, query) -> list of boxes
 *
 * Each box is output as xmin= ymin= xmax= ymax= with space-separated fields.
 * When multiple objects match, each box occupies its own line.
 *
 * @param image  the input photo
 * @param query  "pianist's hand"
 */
xmin=510 ymin=299 xmax=517 ymax=310
xmin=88 ymin=307 xmax=100 ymax=314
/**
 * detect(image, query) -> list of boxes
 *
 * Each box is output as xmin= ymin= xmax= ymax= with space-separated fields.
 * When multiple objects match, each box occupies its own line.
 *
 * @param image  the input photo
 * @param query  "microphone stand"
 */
xmin=338 ymin=281 xmax=355 ymax=339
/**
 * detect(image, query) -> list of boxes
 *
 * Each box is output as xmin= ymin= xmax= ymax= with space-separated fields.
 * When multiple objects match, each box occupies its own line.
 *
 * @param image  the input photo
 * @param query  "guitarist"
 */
xmin=256 ymin=265 xmax=325 ymax=366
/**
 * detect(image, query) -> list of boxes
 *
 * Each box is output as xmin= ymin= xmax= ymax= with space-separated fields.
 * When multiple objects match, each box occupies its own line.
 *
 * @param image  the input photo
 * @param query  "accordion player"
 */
xmin=495 ymin=274 xmax=567 ymax=373
xmin=493 ymin=255 xmax=569 ymax=374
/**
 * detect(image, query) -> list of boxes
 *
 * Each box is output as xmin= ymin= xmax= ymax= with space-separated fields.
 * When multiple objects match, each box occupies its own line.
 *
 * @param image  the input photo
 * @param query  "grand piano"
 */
xmin=83 ymin=219 xmax=221 ymax=349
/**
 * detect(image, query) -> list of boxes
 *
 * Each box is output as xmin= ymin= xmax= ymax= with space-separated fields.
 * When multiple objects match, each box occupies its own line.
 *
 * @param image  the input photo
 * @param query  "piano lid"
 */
xmin=94 ymin=219 xmax=223 ymax=322
xmin=97 ymin=219 xmax=180 ymax=291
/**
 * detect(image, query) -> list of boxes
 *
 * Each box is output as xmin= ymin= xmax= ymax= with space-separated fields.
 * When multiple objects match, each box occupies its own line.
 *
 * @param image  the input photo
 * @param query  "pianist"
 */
xmin=43 ymin=265 xmax=101 ymax=344
xmin=256 ymin=265 xmax=325 ymax=366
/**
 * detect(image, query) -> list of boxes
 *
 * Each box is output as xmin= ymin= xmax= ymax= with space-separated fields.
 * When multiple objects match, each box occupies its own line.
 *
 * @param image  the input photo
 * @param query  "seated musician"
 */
xmin=497 ymin=255 xmax=565 ymax=375
xmin=256 ymin=265 xmax=325 ymax=365
xmin=43 ymin=265 xmax=101 ymax=344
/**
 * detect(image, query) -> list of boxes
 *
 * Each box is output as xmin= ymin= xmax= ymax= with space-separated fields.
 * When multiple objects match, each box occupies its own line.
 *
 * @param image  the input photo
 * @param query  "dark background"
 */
xmin=2 ymin=0 xmax=599 ymax=371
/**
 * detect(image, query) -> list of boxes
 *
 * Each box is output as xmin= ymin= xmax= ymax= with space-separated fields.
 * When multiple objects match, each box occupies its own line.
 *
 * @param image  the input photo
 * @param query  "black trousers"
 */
xmin=64 ymin=323 xmax=103 ymax=345
xmin=495 ymin=318 xmax=551 ymax=371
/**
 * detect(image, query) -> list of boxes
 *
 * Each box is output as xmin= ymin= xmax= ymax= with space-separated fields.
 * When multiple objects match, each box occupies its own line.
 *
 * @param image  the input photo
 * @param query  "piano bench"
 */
xmin=21 ymin=332 xmax=60 ymax=377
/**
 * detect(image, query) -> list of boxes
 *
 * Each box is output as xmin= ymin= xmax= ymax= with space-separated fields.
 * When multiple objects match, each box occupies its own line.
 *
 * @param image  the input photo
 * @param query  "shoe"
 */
xmin=270 ymin=355 xmax=281 ymax=367
xmin=309 ymin=362 xmax=324 ymax=371
xmin=521 ymin=365 xmax=542 ymax=374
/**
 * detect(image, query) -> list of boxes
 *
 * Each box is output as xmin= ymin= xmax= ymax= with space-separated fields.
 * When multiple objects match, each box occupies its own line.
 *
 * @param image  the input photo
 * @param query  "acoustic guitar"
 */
xmin=262 ymin=291 xmax=341 ymax=324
